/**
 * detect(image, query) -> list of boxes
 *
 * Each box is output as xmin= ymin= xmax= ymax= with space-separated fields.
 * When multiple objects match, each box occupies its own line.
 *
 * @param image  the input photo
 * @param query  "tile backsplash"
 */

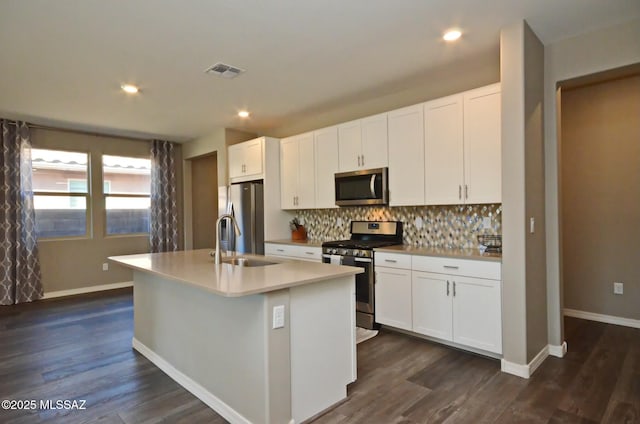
xmin=296 ymin=204 xmax=501 ymax=249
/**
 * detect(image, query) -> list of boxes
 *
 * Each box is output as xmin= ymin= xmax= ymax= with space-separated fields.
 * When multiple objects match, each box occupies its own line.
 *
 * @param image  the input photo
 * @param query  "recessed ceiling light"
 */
xmin=121 ymin=84 xmax=139 ymax=94
xmin=443 ymin=29 xmax=462 ymax=42
xmin=238 ymin=111 xmax=250 ymax=118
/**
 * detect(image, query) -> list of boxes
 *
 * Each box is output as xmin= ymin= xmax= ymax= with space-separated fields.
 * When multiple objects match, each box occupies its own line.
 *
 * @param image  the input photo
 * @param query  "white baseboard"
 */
xmin=43 ymin=281 xmax=133 ymax=299
xmin=548 ymin=341 xmax=568 ymax=358
xmin=564 ymin=308 xmax=640 ymax=329
xmin=501 ymin=344 xmax=550 ymax=379
xmin=132 ymin=338 xmax=252 ymax=424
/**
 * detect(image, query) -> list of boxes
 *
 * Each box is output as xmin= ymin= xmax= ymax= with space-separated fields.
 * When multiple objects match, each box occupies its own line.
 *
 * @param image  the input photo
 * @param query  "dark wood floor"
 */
xmin=1 ymin=290 xmax=638 ymax=423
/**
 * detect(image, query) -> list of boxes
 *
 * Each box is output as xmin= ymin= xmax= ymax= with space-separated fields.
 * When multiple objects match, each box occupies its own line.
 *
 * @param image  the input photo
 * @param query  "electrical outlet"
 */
xmin=482 ymin=217 xmax=492 ymax=229
xmin=102 ymin=262 xmax=109 ymax=272
xmin=272 ymin=305 xmax=285 ymax=329
xmin=613 ymin=282 xmax=624 ymax=295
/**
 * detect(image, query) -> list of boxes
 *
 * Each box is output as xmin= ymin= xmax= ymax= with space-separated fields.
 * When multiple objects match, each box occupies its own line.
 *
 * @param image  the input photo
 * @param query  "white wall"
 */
xmin=544 ymin=18 xmax=640 ymax=346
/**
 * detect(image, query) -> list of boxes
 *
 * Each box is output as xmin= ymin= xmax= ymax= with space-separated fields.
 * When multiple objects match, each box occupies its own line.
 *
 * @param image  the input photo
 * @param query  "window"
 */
xmin=102 ymin=155 xmax=151 ymax=235
xmin=31 ymin=149 xmax=89 ymax=238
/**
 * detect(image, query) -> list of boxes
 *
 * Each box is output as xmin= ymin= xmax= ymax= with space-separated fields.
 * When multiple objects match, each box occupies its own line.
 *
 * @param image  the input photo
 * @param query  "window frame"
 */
xmin=31 ymin=148 xmax=92 ymax=241
xmin=101 ymin=154 xmax=151 ymax=237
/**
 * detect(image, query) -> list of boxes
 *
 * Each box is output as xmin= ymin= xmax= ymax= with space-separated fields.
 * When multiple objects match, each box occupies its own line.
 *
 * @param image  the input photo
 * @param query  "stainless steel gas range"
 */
xmin=322 ymin=221 xmax=403 ymax=329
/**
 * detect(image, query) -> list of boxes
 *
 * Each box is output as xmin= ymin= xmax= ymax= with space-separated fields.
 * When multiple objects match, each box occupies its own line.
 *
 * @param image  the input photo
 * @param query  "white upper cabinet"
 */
xmin=388 ymin=104 xmax=425 ymax=206
xmin=228 ymin=137 xmax=264 ymax=182
xmin=463 ymin=83 xmax=501 ymax=204
xmin=338 ymin=113 xmax=388 ymax=172
xmin=337 ymin=120 xmax=362 ymax=172
xmin=278 ymin=82 xmax=500 ymax=211
xmin=280 ymin=137 xmax=299 ymax=210
xmin=360 ymin=113 xmax=388 ymax=169
xmin=280 ymin=133 xmax=316 ymax=209
xmin=297 ymin=132 xmax=316 ymax=209
xmin=424 ymin=94 xmax=465 ymax=205
xmin=314 ymin=126 xmax=339 ymax=209
xmin=423 ymin=84 xmax=501 ymax=205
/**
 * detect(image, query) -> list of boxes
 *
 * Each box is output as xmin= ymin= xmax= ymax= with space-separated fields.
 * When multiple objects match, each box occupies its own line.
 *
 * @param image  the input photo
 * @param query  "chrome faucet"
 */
xmin=214 ymin=213 xmax=242 ymax=264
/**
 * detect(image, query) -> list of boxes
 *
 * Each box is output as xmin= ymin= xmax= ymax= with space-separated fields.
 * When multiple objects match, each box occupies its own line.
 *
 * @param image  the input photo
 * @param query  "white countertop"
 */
xmin=109 ymin=249 xmax=362 ymax=297
xmin=374 ymin=245 xmax=502 ymax=262
xmin=265 ymin=239 xmax=324 ymax=247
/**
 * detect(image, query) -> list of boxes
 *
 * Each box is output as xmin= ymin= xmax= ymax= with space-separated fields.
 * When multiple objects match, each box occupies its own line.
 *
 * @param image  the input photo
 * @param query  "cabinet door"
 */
xmin=375 ymin=267 xmax=412 ymax=330
xmin=337 ymin=120 xmax=362 ymax=172
xmin=243 ymin=138 xmax=264 ymax=177
xmin=452 ymin=276 xmax=502 ymax=354
xmin=361 ymin=113 xmax=388 ymax=169
xmin=388 ymin=104 xmax=425 ymax=206
xmin=280 ymin=137 xmax=299 ymax=209
xmin=296 ymin=132 xmax=316 ymax=209
xmin=424 ymin=95 xmax=464 ymax=205
xmin=314 ymin=127 xmax=339 ymax=209
xmin=463 ymin=84 xmax=501 ymax=204
xmin=411 ymin=271 xmax=453 ymax=341
xmin=227 ymin=143 xmax=245 ymax=179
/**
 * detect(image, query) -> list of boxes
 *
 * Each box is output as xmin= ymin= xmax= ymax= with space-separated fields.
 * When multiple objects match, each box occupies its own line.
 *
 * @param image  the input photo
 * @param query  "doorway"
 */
xmin=190 ymin=153 xmax=218 ymax=249
xmin=558 ymin=71 xmax=640 ymax=326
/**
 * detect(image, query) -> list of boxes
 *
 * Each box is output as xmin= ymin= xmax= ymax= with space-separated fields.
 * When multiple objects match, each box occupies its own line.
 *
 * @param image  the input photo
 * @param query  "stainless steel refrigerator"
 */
xmin=219 ymin=181 xmax=265 ymax=254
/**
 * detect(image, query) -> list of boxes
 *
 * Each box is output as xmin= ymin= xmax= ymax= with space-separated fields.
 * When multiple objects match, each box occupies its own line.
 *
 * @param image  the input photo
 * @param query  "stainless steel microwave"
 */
xmin=335 ymin=167 xmax=388 ymax=206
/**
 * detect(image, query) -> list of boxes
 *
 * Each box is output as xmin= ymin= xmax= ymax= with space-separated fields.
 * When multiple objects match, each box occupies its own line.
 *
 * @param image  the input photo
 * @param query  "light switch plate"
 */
xmin=530 ymin=217 xmax=535 ymax=234
xmin=102 ymin=262 xmax=109 ymax=271
xmin=272 ymin=305 xmax=285 ymax=329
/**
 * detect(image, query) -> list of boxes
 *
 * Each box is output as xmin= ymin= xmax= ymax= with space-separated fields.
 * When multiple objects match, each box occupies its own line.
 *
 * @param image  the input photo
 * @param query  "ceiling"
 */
xmin=1 ymin=1 xmax=638 ymax=142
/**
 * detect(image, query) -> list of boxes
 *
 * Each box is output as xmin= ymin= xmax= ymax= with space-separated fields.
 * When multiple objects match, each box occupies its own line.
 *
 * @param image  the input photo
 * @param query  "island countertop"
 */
xmin=109 ymin=249 xmax=362 ymax=297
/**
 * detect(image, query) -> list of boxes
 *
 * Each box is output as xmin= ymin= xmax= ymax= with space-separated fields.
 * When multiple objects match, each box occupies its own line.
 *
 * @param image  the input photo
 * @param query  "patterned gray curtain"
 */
xmin=150 ymin=140 xmax=179 ymax=252
xmin=0 ymin=120 xmax=43 ymax=305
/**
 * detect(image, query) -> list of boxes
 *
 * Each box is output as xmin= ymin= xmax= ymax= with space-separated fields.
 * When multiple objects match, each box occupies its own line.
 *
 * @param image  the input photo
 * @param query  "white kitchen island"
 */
xmin=109 ymin=249 xmax=361 ymax=424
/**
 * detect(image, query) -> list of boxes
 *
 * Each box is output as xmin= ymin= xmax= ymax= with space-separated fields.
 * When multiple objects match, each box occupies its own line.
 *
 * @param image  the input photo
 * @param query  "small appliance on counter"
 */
xmin=219 ymin=181 xmax=265 ymax=255
xmin=322 ymin=221 xmax=403 ymax=329
xmin=477 ymin=234 xmax=502 ymax=253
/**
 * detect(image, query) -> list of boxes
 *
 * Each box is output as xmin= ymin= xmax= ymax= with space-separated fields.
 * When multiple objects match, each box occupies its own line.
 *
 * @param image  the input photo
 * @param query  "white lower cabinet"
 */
xmin=411 ymin=271 xmax=453 ymax=341
xmin=265 ymin=243 xmax=321 ymax=262
xmin=452 ymin=276 xmax=502 ymax=354
xmin=375 ymin=252 xmax=502 ymax=355
xmin=374 ymin=267 xmax=412 ymax=331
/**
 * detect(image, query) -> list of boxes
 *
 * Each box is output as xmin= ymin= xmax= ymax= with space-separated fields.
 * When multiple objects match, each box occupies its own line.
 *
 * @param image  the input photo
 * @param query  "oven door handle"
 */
xmin=354 ymin=257 xmax=372 ymax=263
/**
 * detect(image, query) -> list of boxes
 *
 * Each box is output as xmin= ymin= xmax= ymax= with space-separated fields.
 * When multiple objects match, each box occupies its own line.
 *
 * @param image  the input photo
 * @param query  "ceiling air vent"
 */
xmin=204 ymin=62 xmax=246 ymax=79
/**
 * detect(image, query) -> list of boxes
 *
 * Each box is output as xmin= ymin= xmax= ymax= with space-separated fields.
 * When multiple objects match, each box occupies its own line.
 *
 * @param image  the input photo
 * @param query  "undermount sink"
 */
xmin=221 ymin=256 xmax=278 ymax=267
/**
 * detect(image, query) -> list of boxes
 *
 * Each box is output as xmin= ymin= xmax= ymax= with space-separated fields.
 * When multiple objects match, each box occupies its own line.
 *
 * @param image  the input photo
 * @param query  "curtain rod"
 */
xmin=2 ymin=120 xmax=160 ymax=142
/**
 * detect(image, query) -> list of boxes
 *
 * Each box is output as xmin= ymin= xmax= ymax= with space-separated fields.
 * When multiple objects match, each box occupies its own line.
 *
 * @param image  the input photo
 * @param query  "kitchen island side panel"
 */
xmin=290 ymin=276 xmax=354 ymax=423
xmin=133 ymin=271 xmax=270 ymax=424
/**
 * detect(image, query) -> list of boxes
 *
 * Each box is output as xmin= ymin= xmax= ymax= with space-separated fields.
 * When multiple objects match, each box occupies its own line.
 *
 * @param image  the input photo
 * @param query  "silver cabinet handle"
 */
xmin=453 ymin=281 xmax=456 ymax=297
xmin=357 ymin=155 xmax=361 ymax=167
xmin=459 ymin=185 xmax=462 ymax=200
xmin=361 ymin=155 xmax=365 ymax=166
xmin=384 ymin=259 xmax=397 ymax=263
xmin=277 ymin=249 xmax=285 ymax=252
xmin=447 ymin=280 xmax=450 ymax=296
xmin=443 ymin=265 xmax=459 ymax=270
xmin=465 ymin=185 xmax=468 ymax=199
xmin=305 ymin=251 xmax=315 ymax=255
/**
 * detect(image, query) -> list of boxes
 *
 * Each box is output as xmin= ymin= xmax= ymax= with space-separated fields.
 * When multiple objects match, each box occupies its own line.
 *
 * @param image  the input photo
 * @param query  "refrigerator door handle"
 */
xmin=250 ymin=184 xmax=257 ymax=254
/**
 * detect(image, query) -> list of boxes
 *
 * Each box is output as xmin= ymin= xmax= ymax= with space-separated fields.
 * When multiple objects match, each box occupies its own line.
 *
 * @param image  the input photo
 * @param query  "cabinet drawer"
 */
xmin=411 ymin=256 xmax=500 ymax=280
xmin=374 ymin=252 xmax=411 ymax=269
xmin=295 ymin=246 xmax=322 ymax=261
xmin=265 ymin=243 xmax=298 ymax=257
